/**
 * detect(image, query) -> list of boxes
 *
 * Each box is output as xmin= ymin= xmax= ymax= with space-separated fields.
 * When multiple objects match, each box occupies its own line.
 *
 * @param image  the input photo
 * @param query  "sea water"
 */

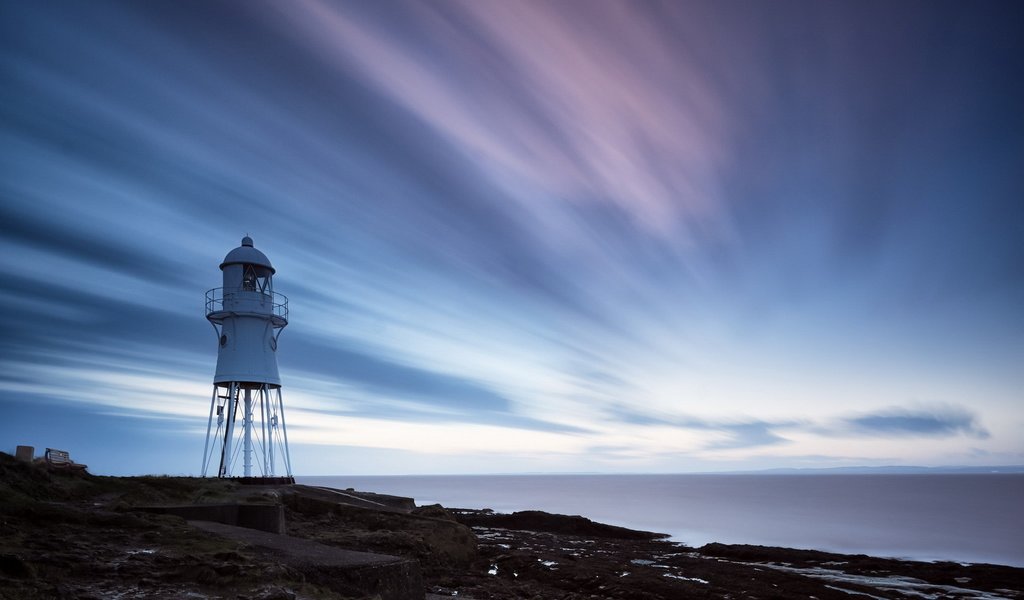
xmin=297 ymin=473 xmax=1024 ymax=568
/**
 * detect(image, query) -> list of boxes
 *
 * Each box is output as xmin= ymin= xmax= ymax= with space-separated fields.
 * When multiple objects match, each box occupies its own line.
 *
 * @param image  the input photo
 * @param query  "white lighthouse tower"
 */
xmin=201 ymin=236 xmax=293 ymax=482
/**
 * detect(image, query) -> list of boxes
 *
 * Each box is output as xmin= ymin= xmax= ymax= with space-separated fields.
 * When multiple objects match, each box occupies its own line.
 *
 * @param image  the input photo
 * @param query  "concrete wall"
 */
xmin=139 ymin=503 xmax=285 ymax=534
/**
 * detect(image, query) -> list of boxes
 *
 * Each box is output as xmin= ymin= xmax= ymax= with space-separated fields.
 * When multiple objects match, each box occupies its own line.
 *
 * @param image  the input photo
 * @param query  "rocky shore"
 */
xmin=1 ymin=453 xmax=1021 ymax=599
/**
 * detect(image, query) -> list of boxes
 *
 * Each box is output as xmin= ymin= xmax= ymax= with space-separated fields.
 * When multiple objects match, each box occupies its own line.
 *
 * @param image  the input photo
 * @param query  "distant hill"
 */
xmin=728 ymin=465 xmax=1024 ymax=475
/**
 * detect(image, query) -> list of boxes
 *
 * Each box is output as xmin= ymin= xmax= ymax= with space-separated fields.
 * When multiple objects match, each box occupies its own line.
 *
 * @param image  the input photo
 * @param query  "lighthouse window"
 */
xmin=242 ymin=265 xmax=257 ymax=291
xmin=220 ymin=334 xmax=228 ymax=347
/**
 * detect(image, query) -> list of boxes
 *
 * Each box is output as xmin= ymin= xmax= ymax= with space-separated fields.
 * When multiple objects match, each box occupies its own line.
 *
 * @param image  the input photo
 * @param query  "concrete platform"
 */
xmin=191 ymin=520 xmax=423 ymax=600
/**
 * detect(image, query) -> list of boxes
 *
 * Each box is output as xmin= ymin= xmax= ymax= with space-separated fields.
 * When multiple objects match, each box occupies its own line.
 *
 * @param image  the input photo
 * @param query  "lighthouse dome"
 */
xmin=220 ymin=236 xmax=275 ymax=273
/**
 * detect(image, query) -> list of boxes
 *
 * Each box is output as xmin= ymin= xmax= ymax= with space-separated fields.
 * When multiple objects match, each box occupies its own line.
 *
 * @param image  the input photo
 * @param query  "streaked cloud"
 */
xmin=841 ymin=406 xmax=991 ymax=440
xmin=282 ymin=0 xmax=733 ymax=240
xmin=702 ymin=422 xmax=790 ymax=451
xmin=1 ymin=0 xmax=1021 ymax=474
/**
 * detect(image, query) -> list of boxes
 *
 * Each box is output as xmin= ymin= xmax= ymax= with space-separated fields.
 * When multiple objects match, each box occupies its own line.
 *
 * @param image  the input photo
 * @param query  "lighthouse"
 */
xmin=201 ymin=236 xmax=293 ymax=481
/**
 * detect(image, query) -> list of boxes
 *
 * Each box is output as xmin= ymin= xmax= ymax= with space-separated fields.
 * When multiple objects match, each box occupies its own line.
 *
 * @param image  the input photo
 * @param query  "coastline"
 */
xmin=2 ymin=456 xmax=1022 ymax=599
xmin=300 ymin=472 xmax=1024 ymax=569
xmin=443 ymin=507 xmax=1024 ymax=600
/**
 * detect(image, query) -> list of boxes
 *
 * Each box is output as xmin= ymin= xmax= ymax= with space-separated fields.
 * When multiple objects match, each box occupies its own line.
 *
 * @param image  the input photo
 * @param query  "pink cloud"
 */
xmin=282 ymin=0 xmax=736 ymax=240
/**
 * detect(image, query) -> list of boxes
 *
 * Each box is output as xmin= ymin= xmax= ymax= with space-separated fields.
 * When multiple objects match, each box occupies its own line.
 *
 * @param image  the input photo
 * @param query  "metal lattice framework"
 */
xmin=202 ymin=382 xmax=292 ymax=478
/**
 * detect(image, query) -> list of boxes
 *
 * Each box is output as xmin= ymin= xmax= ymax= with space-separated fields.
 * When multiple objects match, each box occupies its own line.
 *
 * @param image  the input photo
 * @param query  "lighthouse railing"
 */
xmin=206 ymin=287 xmax=289 ymax=322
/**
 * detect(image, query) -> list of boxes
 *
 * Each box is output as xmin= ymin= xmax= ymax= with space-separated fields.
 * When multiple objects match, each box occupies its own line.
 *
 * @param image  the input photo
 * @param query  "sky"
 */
xmin=1 ymin=0 xmax=1022 ymax=476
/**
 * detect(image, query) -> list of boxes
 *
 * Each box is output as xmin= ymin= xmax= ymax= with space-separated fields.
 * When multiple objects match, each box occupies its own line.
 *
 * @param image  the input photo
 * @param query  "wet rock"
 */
xmin=454 ymin=509 xmax=667 ymax=540
xmin=253 ymin=585 xmax=297 ymax=600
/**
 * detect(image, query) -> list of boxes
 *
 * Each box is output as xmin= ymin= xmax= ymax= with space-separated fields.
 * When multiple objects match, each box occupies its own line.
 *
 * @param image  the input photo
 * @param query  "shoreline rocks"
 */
xmin=451 ymin=508 xmax=669 ymax=540
xmin=1 ymin=453 xmax=1021 ymax=599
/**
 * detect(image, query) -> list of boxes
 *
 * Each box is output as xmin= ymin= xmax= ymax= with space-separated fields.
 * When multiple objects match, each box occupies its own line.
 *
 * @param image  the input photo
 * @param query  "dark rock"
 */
xmin=284 ymin=490 xmax=477 ymax=569
xmin=194 ymin=565 xmax=219 ymax=584
xmin=191 ymin=520 xmax=424 ymax=600
xmin=454 ymin=509 xmax=668 ymax=540
xmin=0 ymin=553 xmax=35 ymax=578
xmin=413 ymin=503 xmax=457 ymax=521
xmin=254 ymin=585 xmax=297 ymax=600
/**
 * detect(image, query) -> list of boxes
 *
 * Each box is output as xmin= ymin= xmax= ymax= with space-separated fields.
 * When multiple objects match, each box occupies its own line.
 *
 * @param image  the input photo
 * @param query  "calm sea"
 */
xmin=298 ymin=473 xmax=1024 ymax=567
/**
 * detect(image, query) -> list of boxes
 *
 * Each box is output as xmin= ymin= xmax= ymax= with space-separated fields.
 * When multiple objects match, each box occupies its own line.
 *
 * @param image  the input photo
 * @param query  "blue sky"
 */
xmin=1 ymin=0 xmax=1022 ymax=475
